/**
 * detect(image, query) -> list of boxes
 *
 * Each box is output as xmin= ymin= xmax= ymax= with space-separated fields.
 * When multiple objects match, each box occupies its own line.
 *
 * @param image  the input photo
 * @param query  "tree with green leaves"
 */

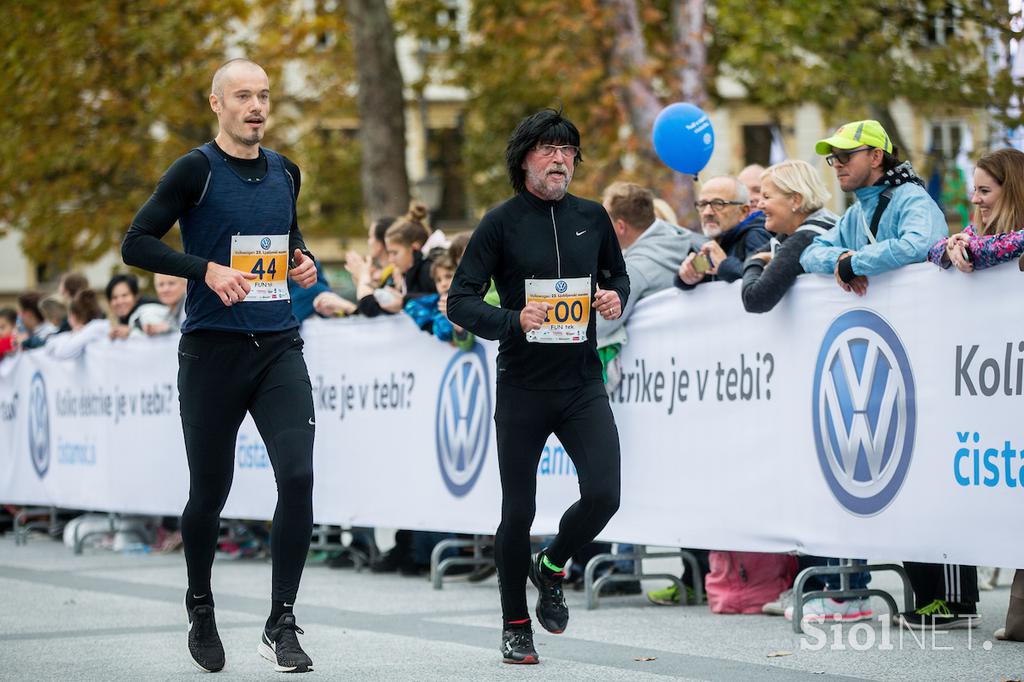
xmin=0 ymin=1 xmax=373 ymax=276
xmin=398 ymin=0 xmax=1022 ymax=223
xmin=710 ymin=0 xmax=1022 ymax=158
xmin=0 ymin=1 xmax=248 ymax=272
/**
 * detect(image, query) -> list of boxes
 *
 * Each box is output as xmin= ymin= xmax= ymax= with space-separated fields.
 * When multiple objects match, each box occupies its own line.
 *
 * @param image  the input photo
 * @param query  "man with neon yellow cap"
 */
xmin=799 ymin=120 xmax=946 ymax=293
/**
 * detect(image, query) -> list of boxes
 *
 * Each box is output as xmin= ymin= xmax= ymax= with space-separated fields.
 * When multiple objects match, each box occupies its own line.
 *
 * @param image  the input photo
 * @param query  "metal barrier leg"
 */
xmin=430 ymin=536 xmax=495 ymax=589
xmin=74 ymin=512 xmax=116 ymax=555
xmin=584 ymin=546 xmax=700 ymax=610
xmin=73 ymin=513 xmax=151 ymax=555
xmin=15 ymin=506 xmax=58 ymax=547
xmin=790 ymin=561 xmax=913 ymax=633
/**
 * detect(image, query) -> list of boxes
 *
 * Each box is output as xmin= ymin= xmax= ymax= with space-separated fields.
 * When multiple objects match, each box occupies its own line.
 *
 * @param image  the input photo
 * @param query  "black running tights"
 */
xmin=177 ymin=329 xmax=315 ymax=603
xmin=493 ymin=382 xmax=621 ymax=622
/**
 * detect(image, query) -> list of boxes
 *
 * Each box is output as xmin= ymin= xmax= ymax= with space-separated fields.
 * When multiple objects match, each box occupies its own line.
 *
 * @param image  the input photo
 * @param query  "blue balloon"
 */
xmin=652 ymin=103 xmax=715 ymax=175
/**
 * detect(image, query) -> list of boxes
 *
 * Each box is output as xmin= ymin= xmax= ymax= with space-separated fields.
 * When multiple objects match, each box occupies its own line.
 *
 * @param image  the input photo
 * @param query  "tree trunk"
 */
xmin=344 ymin=0 xmax=410 ymax=220
xmin=869 ymin=104 xmax=911 ymax=162
xmin=603 ymin=0 xmax=696 ymax=225
xmin=672 ymin=0 xmax=707 ymax=109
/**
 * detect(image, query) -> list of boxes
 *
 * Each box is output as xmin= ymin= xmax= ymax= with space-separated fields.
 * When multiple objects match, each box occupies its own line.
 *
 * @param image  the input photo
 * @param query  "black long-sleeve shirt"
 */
xmin=121 ymin=141 xmax=310 ymax=281
xmin=740 ymin=230 xmax=817 ymax=313
xmin=447 ymin=191 xmax=629 ymax=389
xmin=741 ymin=213 xmax=837 ymax=313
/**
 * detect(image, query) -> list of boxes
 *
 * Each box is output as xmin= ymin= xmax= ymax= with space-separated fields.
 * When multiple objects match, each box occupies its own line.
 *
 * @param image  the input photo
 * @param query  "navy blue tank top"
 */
xmin=179 ymin=143 xmax=299 ymax=334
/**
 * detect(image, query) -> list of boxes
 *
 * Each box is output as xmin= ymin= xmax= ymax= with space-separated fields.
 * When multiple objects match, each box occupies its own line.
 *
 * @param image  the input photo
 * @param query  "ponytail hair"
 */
xmin=384 ymin=201 xmax=431 ymax=249
xmin=70 ymin=289 xmax=104 ymax=324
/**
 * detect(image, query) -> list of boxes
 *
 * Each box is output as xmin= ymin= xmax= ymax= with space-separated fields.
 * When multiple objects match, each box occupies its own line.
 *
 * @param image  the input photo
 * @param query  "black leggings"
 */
xmin=177 ymin=329 xmax=315 ymax=603
xmin=493 ymin=382 xmax=621 ymax=622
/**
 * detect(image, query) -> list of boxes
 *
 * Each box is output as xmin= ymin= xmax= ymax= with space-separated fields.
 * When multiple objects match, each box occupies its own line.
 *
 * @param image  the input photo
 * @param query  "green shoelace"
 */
xmin=914 ymin=599 xmax=952 ymax=617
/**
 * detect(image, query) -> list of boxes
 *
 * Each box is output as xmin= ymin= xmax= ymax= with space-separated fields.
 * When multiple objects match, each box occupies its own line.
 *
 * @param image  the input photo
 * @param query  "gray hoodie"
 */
xmin=597 ymin=218 xmax=706 ymax=341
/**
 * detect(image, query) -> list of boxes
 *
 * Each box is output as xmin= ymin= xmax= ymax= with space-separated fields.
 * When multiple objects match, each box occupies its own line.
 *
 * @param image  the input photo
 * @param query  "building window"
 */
xmin=426 ymin=125 xmax=468 ymax=226
xmin=925 ymin=2 xmax=958 ymax=45
xmin=928 ymin=121 xmax=965 ymax=160
xmin=742 ymin=124 xmax=773 ymax=167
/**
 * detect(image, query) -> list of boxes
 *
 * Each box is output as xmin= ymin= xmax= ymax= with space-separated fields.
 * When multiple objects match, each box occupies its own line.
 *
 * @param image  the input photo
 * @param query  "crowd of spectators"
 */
xmin=1 ymin=271 xmax=190 ymax=361
xmin=3 ymin=118 xmax=1022 ymax=643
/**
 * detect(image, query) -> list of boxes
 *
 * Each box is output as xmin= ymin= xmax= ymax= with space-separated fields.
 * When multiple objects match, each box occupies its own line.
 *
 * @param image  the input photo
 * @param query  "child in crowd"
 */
xmin=17 ymin=292 xmax=58 ymax=349
xmin=404 ymin=252 xmax=474 ymax=350
xmin=46 ymin=290 xmax=109 ymax=360
xmin=0 ymin=308 xmax=18 ymax=360
xmin=347 ymin=217 xmax=400 ymax=317
xmin=40 ymin=296 xmax=68 ymax=332
xmin=928 ymin=148 xmax=1024 ymax=271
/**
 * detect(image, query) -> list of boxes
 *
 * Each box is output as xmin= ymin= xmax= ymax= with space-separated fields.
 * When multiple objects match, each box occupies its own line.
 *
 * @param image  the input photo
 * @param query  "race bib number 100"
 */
xmin=524 ymin=276 xmax=591 ymax=344
xmin=230 ymin=235 xmax=290 ymax=302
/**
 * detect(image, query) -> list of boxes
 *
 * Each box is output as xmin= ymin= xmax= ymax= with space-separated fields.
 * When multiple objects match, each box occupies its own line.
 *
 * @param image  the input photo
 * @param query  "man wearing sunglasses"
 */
xmin=799 ymin=120 xmax=946 ymax=294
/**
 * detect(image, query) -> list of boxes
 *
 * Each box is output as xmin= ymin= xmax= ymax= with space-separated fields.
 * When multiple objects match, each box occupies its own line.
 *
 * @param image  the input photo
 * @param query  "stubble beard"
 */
xmin=701 ymin=222 xmax=722 ymax=239
xmin=525 ymin=166 xmax=571 ymax=201
xmin=231 ymin=124 xmax=263 ymax=148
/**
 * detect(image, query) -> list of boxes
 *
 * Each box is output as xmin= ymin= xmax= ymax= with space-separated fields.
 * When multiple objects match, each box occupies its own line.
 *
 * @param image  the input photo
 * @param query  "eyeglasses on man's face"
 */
xmin=696 ymin=199 xmax=743 ymax=211
xmin=533 ymin=144 xmax=579 ymax=159
xmin=825 ymin=146 xmax=872 ymax=167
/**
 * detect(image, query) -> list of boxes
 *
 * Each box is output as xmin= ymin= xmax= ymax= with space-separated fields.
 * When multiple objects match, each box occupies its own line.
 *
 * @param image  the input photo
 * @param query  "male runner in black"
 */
xmin=447 ymin=109 xmax=629 ymax=664
xmin=122 ymin=58 xmax=317 ymax=673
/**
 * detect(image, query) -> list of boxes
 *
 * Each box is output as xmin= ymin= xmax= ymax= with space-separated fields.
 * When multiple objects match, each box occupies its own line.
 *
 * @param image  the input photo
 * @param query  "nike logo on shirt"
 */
xmin=575 ymin=230 xmax=587 ymax=236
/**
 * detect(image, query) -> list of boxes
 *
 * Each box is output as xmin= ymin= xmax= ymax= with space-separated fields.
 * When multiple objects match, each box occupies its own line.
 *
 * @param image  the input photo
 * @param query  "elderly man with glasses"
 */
xmin=675 ymin=176 xmax=771 ymax=289
xmin=799 ymin=119 xmax=946 ymax=294
xmin=447 ymin=108 xmax=629 ymax=665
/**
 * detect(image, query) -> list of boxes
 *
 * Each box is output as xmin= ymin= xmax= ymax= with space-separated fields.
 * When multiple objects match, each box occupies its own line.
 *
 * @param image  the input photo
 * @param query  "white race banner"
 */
xmin=1 ymin=262 xmax=1022 ymax=566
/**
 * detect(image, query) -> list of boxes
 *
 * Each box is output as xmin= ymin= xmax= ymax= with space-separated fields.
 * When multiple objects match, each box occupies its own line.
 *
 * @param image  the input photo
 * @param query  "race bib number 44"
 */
xmin=525 ymin=276 xmax=590 ymax=344
xmin=230 ymin=235 xmax=290 ymax=302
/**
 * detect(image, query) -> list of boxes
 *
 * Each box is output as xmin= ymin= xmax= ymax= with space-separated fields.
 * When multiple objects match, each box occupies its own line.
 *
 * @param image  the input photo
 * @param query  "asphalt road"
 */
xmin=1 ymin=534 xmax=1021 ymax=681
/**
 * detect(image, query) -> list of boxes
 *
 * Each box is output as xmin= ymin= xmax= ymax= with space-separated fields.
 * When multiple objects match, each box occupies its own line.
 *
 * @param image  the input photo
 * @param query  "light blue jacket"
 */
xmin=799 ymin=181 xmax=946 ymax=276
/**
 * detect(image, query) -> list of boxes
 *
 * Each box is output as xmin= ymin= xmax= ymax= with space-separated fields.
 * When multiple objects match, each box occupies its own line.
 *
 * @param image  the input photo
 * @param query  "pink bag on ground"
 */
xmin=705 ymin=551 xmax=797 ymax=614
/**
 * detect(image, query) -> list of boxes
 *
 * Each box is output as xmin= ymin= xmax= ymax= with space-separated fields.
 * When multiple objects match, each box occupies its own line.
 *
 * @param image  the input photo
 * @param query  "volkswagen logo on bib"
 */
xmin=435 ymin=345 xmax=491 ymax=496
xmin=812 ymin=310 xmax=916 ymax=516
xmin=260 ymin=237 xmax=272 ymax=250
xmin=555 ymin=280 xmax=568 ymax=294
xmin=28 ymin=372 xmax=51 ymax=479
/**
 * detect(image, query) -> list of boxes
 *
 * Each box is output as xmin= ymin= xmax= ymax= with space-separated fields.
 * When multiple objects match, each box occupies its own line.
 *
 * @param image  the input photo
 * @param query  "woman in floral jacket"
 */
xmin=928 ymin=148 xmax=1024 ymax=271
xmin=929 ymin=147 xmax=1024 ymax=643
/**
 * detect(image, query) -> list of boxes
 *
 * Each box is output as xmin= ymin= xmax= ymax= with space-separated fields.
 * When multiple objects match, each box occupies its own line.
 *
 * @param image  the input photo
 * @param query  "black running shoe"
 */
xmin=185 ymin=601 xmax=225 ymax=673
xmin=258 ymin=614 xmax=313 ymax=673
xmin=528 ymin=552 xmax=569 ymax=634
xmin=501 ymin=625 xmax=539 ymax=664
xmin=896 ymin=599 xmax=980 ymax=631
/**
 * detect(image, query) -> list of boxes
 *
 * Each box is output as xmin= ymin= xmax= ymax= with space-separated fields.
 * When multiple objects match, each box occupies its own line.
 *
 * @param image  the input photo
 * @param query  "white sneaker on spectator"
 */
xmin=785 ymin=597 xmax=873 ymax=623
xmin=978 ymin=566 xmax=1000 ymax=591
xmin=762 ymin=588 xmax=793 ymax=616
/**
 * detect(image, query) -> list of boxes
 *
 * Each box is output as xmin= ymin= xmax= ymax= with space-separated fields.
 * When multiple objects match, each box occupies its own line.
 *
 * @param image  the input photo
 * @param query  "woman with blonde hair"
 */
xmin=928 ymin=147 xmax=1024 ymax=272
xmin=740 ymin=159 xmax=839 ymax=313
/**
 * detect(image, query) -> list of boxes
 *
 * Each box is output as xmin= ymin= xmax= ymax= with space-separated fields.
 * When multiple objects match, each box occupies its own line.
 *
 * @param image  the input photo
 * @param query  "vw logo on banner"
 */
xmin=812 ymin=309 xmax=916 ymax=516
xmin=28 ymin=372 xmax=51 ymax=479
xmin=260 ymin=237 xmax=272 ymax=250
xmin=435 ymin=345 xmax=491 ymax=497
xmin=555 ymin=280 xmax=568 ymax=294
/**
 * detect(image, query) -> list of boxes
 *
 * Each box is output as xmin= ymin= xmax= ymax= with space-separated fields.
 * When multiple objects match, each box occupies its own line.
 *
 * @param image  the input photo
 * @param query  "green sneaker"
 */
xmin=897 ymin=599 xmax=979 ymax=631
xmin=647 ymin=584 xmax=680 ymax=606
